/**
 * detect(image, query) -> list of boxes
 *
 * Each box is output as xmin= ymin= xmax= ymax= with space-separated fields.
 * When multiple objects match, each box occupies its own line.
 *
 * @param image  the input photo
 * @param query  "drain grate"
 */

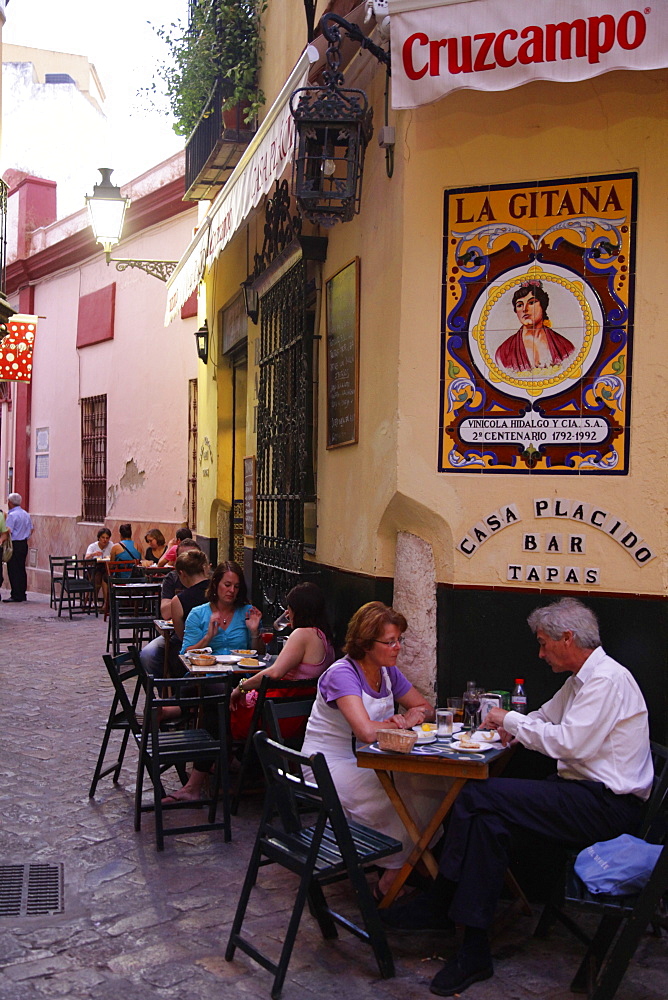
xmin=0 ymin=863 xmax=64 ymax=916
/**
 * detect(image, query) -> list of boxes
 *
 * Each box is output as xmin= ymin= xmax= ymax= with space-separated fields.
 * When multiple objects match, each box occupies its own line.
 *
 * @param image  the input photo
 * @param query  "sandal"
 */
xmin=161 ymin=792 xmax=205 ymax=807
xmin=373 ymin=881 xmax=411 ymax=904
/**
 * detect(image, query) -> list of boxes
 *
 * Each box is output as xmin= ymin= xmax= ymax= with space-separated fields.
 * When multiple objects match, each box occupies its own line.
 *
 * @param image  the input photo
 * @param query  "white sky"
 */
xmin=3 ymin=0 xmax=187 ymax=185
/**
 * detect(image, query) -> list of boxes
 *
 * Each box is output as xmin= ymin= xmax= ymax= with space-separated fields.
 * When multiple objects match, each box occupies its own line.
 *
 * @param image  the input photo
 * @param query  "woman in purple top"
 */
xmin=302 ymin=602 xmax=444 ymax=900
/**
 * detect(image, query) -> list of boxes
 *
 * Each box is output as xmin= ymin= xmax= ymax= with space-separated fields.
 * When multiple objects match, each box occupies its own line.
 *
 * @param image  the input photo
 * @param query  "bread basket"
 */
xmin=189 ymin=653 xmax=217 ymax=667
xmin=377 ymin=728 xmax=418 ymax=753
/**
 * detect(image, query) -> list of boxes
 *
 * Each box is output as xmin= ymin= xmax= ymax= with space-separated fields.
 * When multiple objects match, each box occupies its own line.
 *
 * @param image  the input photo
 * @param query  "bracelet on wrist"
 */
xmin=238 ymin=679 xmax=246 ymax=693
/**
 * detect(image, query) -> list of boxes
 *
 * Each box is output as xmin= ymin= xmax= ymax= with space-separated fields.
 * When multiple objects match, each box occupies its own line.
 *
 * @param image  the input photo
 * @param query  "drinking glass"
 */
xmin=446 ymin=696 xmax=463 ymax=723
xmin=436 ymin=708 xmax=453 ymax=737
xmin=463 ymin=692 xmax=481 ymax=732
xmin=261 ymin=626 xmax=274 ymax=660
xmin=273 ymin=610 xmax=291 ymax=632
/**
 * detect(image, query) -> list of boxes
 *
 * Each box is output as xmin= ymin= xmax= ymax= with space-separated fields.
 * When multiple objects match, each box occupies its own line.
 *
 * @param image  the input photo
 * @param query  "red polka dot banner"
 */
xmin=0 ymin=315 xmax=37 ymax=382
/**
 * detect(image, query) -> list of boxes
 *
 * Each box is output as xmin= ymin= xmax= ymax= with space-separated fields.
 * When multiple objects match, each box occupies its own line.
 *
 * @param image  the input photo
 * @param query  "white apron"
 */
xmin=302 ymin=663 xmax=447 ymax=869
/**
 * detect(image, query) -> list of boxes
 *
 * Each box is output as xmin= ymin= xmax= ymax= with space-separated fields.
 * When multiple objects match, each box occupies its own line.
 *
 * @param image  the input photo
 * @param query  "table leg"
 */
xmin=375 ymin=775 xmax=467 ymax=909
xmin=163 ymin=635 xmax=171 ymax=679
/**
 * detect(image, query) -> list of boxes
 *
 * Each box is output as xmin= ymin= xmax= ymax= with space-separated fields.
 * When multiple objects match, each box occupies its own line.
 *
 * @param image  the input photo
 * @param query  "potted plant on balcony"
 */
xmin=149 ymin=0 xmax=266 ymax=137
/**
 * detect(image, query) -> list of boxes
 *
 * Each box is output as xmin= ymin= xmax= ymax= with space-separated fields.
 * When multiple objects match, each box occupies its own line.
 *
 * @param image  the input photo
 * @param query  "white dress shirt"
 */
xmin=503 ymin=646 xmax=653 ymax=800
xmin=6 ymin=505 xmax=33 ymax=541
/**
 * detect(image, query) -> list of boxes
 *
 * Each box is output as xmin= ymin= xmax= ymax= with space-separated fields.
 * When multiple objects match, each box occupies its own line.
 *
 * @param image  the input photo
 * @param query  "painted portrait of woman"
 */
xmin=495 ymin=280 xmax=575 ymax=374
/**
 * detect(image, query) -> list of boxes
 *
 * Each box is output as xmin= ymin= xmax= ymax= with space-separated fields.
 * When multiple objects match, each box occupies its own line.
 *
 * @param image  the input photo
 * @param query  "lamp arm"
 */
xmin=320 ymin=12 xmax=391 ymax=72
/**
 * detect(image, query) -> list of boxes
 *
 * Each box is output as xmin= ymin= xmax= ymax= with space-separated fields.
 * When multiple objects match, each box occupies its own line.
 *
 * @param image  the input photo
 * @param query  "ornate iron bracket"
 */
xmin=109 ymin=258 xmax=179 ymax=282
xmin=321 ymin=12 xmax=391 ymax=75
xmin=252 ymin=180 xmax=302 ymax=279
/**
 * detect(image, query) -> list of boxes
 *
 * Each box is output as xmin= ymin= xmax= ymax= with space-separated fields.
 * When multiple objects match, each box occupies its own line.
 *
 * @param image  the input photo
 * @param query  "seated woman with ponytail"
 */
xmin=228 ymin=581 xmax=335 ymax=741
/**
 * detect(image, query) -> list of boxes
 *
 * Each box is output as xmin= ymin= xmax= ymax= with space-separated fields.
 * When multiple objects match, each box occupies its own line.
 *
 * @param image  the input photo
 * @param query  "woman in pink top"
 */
xmin=229 ymin=582 xmax=335 ymax=740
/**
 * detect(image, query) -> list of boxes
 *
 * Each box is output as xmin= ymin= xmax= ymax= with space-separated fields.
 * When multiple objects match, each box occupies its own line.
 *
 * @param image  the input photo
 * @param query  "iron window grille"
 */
xmin=254 ymin=258 xmax=317 ymax=615
xmin=188 ymin=378 xmax=198 ymax=531
xmin=81 ymin=394 xmax=107 ymax=522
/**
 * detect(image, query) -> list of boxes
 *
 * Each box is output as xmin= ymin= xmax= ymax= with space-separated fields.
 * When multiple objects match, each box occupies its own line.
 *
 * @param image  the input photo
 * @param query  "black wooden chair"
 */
xmin=231 ymin=675 xmax=318 ymax=815
xmin=108 ymin=581 xmax=161 ymax=656
xmin=88 ymin=650 xmax=144 ymax=798
xmin=57 ymin=557 xmax=98 ymax=618
xmin=49 ymin=555 xmax=74 ymax=609
xmin=263 ymin=697 xmax=315 ymax=749
xmin=225 ymin=733 xmax=402 ymax=998
xmin=89 ymin=646 xmax=190 ymax=801
xmin=134 ymin=669 xmax=232 ymax=851
xmin=534 ymin=741 xmax=668 ymax=999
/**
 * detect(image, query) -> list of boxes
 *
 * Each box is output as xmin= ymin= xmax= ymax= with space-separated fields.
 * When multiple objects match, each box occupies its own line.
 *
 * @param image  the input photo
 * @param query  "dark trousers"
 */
xmin=7 ymin=538 xmax=28 ymax=601
xmin=439 ymin=775 xmax=644 ymax=929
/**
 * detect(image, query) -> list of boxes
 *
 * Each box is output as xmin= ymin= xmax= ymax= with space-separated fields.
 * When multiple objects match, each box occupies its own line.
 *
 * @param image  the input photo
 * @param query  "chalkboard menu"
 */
xmin=326 ymin=258 xmax=359 ymax=448
xmin=243 ymin=457 xmax=255 ymax=537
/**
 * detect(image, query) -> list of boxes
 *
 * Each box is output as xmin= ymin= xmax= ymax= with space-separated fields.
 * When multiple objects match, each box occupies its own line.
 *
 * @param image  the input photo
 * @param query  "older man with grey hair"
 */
xmin=5 ymin=493 xmax=33 ymax=602
xmin=382 ymin=597 xmax=652 ymax=997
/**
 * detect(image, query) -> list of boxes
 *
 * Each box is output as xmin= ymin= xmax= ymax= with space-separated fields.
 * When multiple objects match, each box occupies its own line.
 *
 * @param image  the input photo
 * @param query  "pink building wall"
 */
xmin=5 ymin=152 xmax=200 ymax=593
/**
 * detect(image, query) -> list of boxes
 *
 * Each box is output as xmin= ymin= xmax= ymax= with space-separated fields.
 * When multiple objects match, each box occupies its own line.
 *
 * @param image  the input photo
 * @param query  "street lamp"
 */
xmin=85 ymin=168 xmax=178 ymax=282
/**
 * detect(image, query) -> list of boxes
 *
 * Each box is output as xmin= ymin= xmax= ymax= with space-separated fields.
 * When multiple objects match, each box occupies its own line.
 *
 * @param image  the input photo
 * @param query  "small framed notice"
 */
xmin=243 ymin=456 xmax=256 ymax=537
xmin=326 ymin=257 xmax=360 ymax=449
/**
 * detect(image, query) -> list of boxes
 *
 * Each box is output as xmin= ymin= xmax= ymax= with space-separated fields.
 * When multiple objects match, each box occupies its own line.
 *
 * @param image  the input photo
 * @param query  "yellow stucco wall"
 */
xmin=313 ymin=67 xmax=667 ymax=598
xmin=196 ymin=6 xmax=665 ymax=600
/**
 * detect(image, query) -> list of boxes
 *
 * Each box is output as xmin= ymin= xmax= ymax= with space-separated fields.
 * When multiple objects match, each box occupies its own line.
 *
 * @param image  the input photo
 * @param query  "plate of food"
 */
xmin=412 ymin=724 xmax=437 ymax=744
xmin=189 ymin=662 xmax=234 ymax=674
xmin=215 ymin=654 xmax=242 ymax=664
xmin=231 ymin=649 xmax=257 ymax=656
xmin=451 ymin=732 xmax=499 ymax=753
xmin=188 ymin=653 xmax=217 ymax=668
xmin=469 ymin=730 xmax=501 ymax=743
xmin=237 ymin=657 xmax=261 ymax=668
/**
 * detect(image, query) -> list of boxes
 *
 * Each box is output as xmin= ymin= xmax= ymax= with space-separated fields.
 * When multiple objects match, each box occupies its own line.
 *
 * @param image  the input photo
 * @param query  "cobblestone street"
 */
xmin=0 ymin=592 xmax=666 ymax=1000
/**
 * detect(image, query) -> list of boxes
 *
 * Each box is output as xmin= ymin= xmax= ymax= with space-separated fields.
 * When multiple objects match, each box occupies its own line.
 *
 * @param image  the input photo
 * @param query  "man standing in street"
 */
xmin=5 ymin=493 xmax=33 ymax=602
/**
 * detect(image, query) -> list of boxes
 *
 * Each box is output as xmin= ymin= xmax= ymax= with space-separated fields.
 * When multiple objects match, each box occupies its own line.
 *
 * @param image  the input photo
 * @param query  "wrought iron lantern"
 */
xmin=290 ymin=13 xmax=390 ymax=226
xmin=194 ymin=320 xmax=209 ymax=364
xmin=241 ymin=278 xmax=259 ymax=324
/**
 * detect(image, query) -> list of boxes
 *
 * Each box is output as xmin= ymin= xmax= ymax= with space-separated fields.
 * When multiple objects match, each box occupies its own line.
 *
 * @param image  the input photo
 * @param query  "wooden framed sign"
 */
xmin=326 ymin=257 xmax=360 ymax=448
xmin=243 ymin=456 xmax=256 ymax=537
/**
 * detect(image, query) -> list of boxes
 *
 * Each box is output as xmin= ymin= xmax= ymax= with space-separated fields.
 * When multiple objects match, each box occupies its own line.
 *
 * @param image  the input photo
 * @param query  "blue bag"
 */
xmin=574 ymin=834 xmax=662 ymax=896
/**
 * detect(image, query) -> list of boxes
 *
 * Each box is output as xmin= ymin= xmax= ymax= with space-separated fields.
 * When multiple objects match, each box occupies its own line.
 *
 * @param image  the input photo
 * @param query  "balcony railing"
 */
xmin=0 ymin=179 xmax=7 ymax=296
xmin=0 ymin=179 xmax=13 ymax=326
xmin=184 ymin=79 xmax=256 ymax=201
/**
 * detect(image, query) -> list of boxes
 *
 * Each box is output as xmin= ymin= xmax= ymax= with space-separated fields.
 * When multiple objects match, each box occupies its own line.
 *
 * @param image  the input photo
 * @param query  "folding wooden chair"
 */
xmin=225 ymin=733 xmax=402 ymax=998
xmin=89 ymin=650 xmax=144 ymax=798
xmin=231 ymin=675 xmax=318 ymax=815
xmin=134 ymin=669 xmax=232 ymax=850
xmin=57 ymin=558 xmax=98 ymax=618
xmin=108 ymin=581 xmax=161 ymax=656
xmin=263 ymin=697 xmax=315 ymax=749
xmin=534 ymin=742 xmax=668 ymax=999
xmin=49 ymin=555 xmax=73 ymax=609
xmin=142 ymin=564 xmax=171 ymax=582
xmin=89 ymin=646 xmax=189 ymax=800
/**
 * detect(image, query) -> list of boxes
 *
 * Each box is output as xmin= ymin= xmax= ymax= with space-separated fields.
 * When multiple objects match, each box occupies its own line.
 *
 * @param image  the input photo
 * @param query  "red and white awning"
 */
xmin=389 ymin=0 xmax=668 ymax=109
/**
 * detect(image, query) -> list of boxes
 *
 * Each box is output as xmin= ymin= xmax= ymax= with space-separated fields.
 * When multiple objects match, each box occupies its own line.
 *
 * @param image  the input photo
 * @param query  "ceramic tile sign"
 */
xmin=439 ymin=173 xmax=635 ymax=474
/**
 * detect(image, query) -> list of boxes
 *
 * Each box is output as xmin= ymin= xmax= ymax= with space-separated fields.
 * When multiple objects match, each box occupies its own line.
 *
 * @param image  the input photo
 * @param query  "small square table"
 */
xmin=356 ymin=737 xmax=515 ymax=907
